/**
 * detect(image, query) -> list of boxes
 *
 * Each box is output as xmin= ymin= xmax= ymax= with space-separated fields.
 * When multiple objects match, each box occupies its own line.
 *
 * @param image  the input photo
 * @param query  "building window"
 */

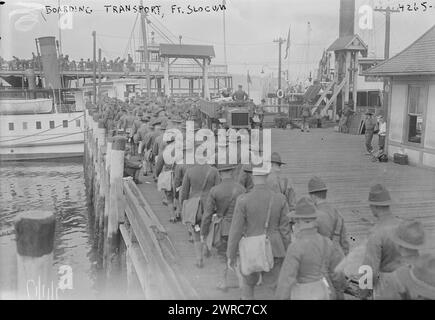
xmin=63 ymin=120 xmax=68 ymax=128
xmin=22 ymin=122 xmax=28 ymax=130
xmin=36 ymin=121 xmax=42 ymax=129
xmin=76 ymin=120 xmax=81 ymax=127
xmin=407 ymin=85 xmax=426 ymax=144
xmin=8 ymin=123 xmax=14 ymax=131
xmin=49 ymin=121 xmax=55 ymax=129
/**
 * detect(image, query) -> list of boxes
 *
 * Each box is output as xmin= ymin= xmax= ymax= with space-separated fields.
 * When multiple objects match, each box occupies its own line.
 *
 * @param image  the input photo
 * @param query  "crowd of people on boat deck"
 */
xmin=86 ymin=94 xmax=434 ymax=300
xmin=0 ymin=53 xmax=135 ymax=73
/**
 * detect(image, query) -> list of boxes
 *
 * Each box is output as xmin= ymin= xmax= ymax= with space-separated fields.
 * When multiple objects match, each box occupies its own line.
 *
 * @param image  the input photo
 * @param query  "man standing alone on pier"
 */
xmin=364 ymin=110 xmax=378 ymax=155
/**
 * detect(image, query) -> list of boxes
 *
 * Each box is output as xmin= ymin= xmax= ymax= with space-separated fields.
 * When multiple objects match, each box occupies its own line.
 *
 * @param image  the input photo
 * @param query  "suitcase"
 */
xmin=393 ymin=153 xmax=408 ymax=165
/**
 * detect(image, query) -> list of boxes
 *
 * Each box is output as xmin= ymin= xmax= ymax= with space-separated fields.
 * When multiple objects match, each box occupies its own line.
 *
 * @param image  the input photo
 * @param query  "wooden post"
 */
xmin=94 ymin=120 xmax=106 ymax=234
xmin=203 ymin=58 xmax=210 ymax=100
xmin=15 ymin=210 xmax=55 ymax=299
xmin=163 ymin=57 xmax=170 ymax=97
xmin=352 ymin=52 xmax=358 ymax=112
xmin=105 ymin=136 xmax=126 ymax=292
xmin=99 ymin=139 xmax=113 ymax=267
xmin=344 ymin=51 xmax=351 ymax=106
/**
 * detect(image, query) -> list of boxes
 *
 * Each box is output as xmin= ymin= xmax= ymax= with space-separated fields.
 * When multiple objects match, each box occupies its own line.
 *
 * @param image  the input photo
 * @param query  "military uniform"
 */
xmin=267 ymin=152 xmax=296 ymax=211
xmin=234 ymin=164 xmax=254 ymax=192
xmin=155 ymin=139 xmax=177 ymax=209
xmin=266 ymin=171 xmax=296 ymax=211
xmin=227 ymin=184 xmax=291 ymax=299
xmin=232 ymin=88 xmax=249 ymax=101
xmin=201 ymin=173 xmax=246 ymax=290
xmin=364 ymin=114 xmax=378 ymax=153
xmin=201 ymin=178 xmax=246 ymax=247
xmin=275 ymin=226 xmax=345 ymax=300
xmin=275 ymin=197 xmax=345 ymax=300
xmin=180 ymin=164 xmax=220 ymax=267
xmin=315 ymin=200 xmax=349 ymax=255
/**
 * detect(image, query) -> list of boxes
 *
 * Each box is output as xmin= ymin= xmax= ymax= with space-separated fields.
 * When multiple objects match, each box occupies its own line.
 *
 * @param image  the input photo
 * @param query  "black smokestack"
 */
xmin=38 ymin=36 xmax=62 ymax=89
xmin=339 ymin=0 xmax=355 ymax=37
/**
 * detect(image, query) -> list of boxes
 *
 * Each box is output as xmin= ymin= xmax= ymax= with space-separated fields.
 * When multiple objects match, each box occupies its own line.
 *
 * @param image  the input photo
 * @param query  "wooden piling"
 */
xmin=104 ymin=136 xmax=126 ymax=292
xmin=15 ymin=210 xmax=55 ymax=299
xmin=94 ymin=120 xmax=106 ymax=237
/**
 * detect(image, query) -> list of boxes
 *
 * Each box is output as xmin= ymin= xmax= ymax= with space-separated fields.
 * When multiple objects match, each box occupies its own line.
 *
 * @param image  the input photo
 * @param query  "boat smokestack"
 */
xmin=38 ymin=36 xmax=62 ymax=89
xmin=339 ymin=0 xmax=355 ymax=37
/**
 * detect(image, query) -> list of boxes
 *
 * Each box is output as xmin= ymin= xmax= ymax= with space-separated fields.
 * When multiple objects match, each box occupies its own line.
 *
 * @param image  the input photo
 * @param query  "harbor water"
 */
xmin=0 ymin=160 xmax=100 ymax=299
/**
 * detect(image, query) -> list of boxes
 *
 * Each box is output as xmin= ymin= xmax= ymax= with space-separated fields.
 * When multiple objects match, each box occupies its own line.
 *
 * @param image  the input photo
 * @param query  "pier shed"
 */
xmin=159 ymin=44 xmax=215 ymax=99
xmin=365 ymin=25 xmax=435 ymax=168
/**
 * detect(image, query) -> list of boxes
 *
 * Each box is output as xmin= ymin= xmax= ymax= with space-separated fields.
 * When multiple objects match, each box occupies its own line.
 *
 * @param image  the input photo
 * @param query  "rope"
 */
xmin=0 ymin=113 xmax=84 ymax=143
xmin=123 ymin=14 xmax=139 ymax=59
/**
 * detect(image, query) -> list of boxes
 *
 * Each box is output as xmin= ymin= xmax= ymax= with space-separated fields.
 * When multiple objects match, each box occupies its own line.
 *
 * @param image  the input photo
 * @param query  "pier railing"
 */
xmin=83 ymin=107 xmax=198 ymax=299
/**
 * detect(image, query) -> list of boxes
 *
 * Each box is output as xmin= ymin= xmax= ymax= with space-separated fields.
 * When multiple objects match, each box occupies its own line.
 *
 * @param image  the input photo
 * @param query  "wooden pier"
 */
xmin=82 ymin=105 xmax=435 ymax=299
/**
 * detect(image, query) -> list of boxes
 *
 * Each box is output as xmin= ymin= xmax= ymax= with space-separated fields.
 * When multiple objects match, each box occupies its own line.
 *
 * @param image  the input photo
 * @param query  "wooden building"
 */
xmin=365 ymin=25 xmax=435 ymax=168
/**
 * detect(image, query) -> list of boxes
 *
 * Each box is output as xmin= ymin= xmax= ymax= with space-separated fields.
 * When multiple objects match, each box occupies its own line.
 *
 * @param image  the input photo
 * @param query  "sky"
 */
xmin=1 ymin=0 xmax=434 ymax=82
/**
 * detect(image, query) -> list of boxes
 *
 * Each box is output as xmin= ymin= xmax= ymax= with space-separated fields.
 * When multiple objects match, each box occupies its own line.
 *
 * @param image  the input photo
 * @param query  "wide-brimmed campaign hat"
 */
xmin=271 ymin=152 xmax=285 ymax=165
xmin=368 ymin=183 xmax=392 ymax=206
xmin=243 ymin=163 xmax=271 ymax=176
xmin=396 ymin=254 xmax=435 ymax=300
xmin=150 ymin=119 xmax=162 ymax=127
xmin=289 ymin=197 xmax=318 ymax=219
xmin=308 ymin=176 xmax=328 ymax=193
xmin=391 ymin=220 xmax=426 ymax=250
xmin=217 ymin=164 xmax=237 ymax=172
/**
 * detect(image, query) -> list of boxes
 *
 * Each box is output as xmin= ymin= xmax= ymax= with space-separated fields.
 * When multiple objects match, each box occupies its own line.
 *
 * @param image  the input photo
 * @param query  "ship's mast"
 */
xmin=140 ymin=0 xmax=152 ymax=98
xmin=58 ymin=0 xmax=62 ymax=55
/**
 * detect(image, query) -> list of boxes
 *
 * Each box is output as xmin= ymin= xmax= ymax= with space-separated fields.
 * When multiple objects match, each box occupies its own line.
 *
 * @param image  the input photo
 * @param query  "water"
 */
xmin=0 ymin=160 xmax=99 ymax=299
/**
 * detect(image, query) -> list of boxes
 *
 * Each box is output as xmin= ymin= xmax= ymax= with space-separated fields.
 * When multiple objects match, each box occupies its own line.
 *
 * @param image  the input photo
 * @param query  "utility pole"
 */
xmin=374 ymin=6 xmax=399 ymax=152
xmin=140 ymin=0 xmax=152 ymax=98
xmin=92 ymin=31 xmax=97 ymax=105
xmin=98 ymin=48 xmax=102 ymax=108
xmin=273 ymin=37 xmax=286 ymax=112
xmin=223 ymin=0 xmax=227 ymax=66
xmin=374 ymin=6 xmax=400 ymax=60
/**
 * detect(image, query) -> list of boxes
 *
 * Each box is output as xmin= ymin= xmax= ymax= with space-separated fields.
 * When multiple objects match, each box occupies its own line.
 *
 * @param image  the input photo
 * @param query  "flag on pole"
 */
xmin=247 ymin=70 xmax=252 ymax=84
xmin=284 ymin=26 xmax=291 ymax=59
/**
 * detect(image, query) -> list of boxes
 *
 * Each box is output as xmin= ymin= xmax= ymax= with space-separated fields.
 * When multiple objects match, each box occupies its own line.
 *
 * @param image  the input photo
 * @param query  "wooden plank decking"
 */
xmin=137 ymin=127 xmax=435 ymax=299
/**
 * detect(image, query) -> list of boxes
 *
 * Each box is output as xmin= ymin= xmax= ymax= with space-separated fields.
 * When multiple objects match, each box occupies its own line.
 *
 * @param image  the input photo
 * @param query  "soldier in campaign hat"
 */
xmin=371 ymin=220 xmax=427 ymax=299
xmin=360 ymin=183 xmax=402 ymax=299
xmin=180 ymin=156 xmax=221 ymax=268
xmin=267 ymin=152 xmax=296 ymax=211
xmin=308 ymin=176 xmax=349 ymax=256
xmin=227 ymin=164 xmax=291 ymax=299
xmin=275 ymin=197 xmax=345 ymax=300
xmin=200 ymin=164 xmax=246 ymax=291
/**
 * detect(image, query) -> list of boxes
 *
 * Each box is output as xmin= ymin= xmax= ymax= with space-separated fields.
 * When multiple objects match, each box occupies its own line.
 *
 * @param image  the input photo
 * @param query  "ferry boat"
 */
xmin=0 ymin=88 xmax=85 ymax=161
xmin=0 ymin=36 xmax=85 ymax=161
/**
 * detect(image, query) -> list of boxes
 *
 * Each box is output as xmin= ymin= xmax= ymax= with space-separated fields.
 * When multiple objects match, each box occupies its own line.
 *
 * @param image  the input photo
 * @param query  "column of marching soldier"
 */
xmin=95 ymin=95 xmax=435 ymax=300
